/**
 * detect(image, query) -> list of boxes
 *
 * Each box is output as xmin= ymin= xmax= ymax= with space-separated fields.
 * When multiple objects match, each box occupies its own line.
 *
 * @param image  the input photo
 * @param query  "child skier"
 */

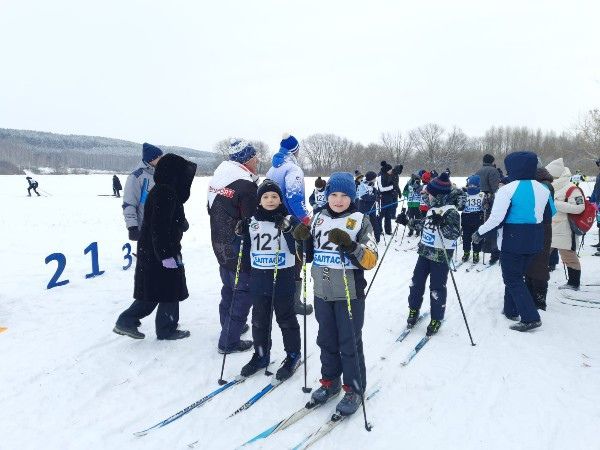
xmin=309 ymin=177 xmax=327 ymax=211
xmin=402 ymin=173 xmax=423 ymax=237
xmin=239 ymin=180 xmax=302 ymax=380
xmin=25 ymin=176 xmax=41 ymax=196
xmin=292 ymin=172 xmax=378 ymax=416
xmin=357 ymin=171 xmax=382 ymax=243
xmin=460 ymin=175 xmax=485 ymax=263
xmin=396 ymin=172 xmax=460 ymax=335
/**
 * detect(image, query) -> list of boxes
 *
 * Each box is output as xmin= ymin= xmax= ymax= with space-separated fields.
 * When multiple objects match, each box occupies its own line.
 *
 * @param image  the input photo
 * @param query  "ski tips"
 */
xmin=133 ymin=431 xmax=148 ymax=437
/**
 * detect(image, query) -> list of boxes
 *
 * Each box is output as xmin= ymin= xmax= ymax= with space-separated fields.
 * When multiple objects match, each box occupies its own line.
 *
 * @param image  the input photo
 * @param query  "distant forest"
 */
xmin=0 ymin=128 xmax=221 ymax=175
xmin=1 ymin=110 xmax=599 ymax=177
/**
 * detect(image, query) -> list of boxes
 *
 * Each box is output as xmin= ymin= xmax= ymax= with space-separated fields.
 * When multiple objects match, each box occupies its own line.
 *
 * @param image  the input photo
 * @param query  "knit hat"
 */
xmin=380 ymin=161 xmax=392 ymax=173
xmin=466 ymin=174 xmax=480 ymax=187
xmin=417 ymin=169 xmax=425 ymax=177
xmin=426 ymin=172 xmax=452 ymax=196
xmin=315 ymin=176 xmax=326 ymax=189
xmin=365 ymin=171 xmax=377 ymax=182
xmin=142 ymin=142 xmax=164 ymax=163
xmin=421 ymin=171 xmax=432 ymax=184
xmin=228 ymin=138 xmax=257 ymax=164
xmin=280 ymin=133 xmax=299 ymax=154
xmin=483 ymin=153 xmax=495 ymax=164
xmin=257 ymin=178 xmax=283 ymax=200
xmin=325 ymin=172 xmax=356 ymax=201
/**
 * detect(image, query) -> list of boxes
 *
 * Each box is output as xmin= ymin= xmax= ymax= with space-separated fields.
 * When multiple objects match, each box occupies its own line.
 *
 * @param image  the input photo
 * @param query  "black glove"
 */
xmin=429 ymin=211 xmax=444 ymax=227
xmin=396 ymin=209 xmax=408 ymax=226
xmin=275 ymin=215 xmax=292 ymax=233
xmin=472 ymin=231 xmax=483 ymax=245
xmin=328 ymin=228 xmax=357 ymax=253
xmin=292 ymin=223 xmax=311 ymax=241
xmin=235 ymin=218 xmax=250 ymax=237
xmin=128 ymin=226 xmax=140 ymax=241
xmin=179 ymin=218 xmax=190 ymax=232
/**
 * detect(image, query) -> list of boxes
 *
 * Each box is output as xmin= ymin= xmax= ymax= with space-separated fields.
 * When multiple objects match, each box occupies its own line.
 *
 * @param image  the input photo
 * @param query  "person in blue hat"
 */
xmin=292 ymin=172 xmax=378 ymax=417
xmin=460 ymin=174 xmax=485 ymax=264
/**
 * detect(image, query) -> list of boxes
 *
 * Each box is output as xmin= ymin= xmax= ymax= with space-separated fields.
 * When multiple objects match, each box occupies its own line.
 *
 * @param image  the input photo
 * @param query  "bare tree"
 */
xmin=575 ymin=109 xmax=600 ymax=161
xmin=301 ymin=134 xmax=353 ymax=175
xmin=380 ymin=131 xmax=415 ymax=165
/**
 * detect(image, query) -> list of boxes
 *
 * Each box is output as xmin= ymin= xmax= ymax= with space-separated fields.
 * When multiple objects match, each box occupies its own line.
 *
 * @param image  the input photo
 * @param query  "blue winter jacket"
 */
xmin=590 ymin=171 xmax=600 ymax=204
xmin=478 ymin=151 xmax=554 ymax=254
xmin=266 ymin=152 xmax=310 ymax=224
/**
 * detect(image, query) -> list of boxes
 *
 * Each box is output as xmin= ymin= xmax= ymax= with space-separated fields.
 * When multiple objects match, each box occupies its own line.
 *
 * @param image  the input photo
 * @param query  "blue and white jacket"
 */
xmin=266 ymin=153 xmax=311 ymax=225
xmin=122 ymin=161 xmax=155 ymax=229
xmin=478 ymin=151 xmax=555 ymax=255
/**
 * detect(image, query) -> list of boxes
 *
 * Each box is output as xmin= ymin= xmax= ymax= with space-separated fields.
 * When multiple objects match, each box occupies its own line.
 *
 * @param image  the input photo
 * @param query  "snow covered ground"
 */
xmin=1 ymin=174 xmax=599 ymax=450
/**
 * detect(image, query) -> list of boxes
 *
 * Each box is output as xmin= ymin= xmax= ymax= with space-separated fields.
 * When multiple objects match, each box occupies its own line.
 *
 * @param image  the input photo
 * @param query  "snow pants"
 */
xmin=368 ymin=214 xmax=382 ymax=243
xmin=408 ymin=255 xmax=449 ymax=321
xmin=382 ymin=202 xmax=397 ymax=235
xmin=315 ymin=297 xmax=366 ymax=393
xmin=500 ymin=252 xmax=540 ymax=323
xmin=218 ymin=265 xmax=252 ymax=351
xmin=461 ymin=212 xmax=484 ymax=253
xmin=116 ymin=299 xmax=179 ymax=339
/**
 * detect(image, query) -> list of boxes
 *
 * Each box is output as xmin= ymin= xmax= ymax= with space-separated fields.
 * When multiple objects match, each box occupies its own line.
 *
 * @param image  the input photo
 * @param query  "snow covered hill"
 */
xmin=0 ymin=174 xmax=599 ymax=450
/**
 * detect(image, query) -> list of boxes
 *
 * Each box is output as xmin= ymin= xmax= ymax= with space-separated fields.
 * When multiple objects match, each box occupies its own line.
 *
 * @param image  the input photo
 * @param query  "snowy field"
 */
xmin=1 ymin=174 xmax=599 ymax=450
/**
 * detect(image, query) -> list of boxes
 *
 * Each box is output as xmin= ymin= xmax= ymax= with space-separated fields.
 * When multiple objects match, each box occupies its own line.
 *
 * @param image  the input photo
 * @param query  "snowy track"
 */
xmin=1 ymin=175 xmax=599 ymax=450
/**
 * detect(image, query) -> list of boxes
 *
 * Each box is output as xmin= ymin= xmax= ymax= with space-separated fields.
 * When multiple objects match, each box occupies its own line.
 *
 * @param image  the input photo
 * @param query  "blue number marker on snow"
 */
xmin=84 ymin=242 xmax=105 ymax=279
xmin=45 ymin=253 xmax=70 ymax=289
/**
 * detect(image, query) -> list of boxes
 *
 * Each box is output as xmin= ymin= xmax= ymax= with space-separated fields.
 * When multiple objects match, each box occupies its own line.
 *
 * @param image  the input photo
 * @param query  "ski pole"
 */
xmin=437 ymin=225 xmax=476 ymax=346
xmin=562 ymin=263 xmax=568 ymax=280
xmin=365 ymin=223 xmax=398 ymax=298
xmin=301 ymin=241 xmax=312 ymax=393
xmin=264 ymin=231 xmax=282 ymax=376
xmin=577 ymin=234 xmax=585 ymax=257
xmin=339 ymin=250 xmax=372 ymax=432
xmin=218 ymin=236 xmax=245 ymax=385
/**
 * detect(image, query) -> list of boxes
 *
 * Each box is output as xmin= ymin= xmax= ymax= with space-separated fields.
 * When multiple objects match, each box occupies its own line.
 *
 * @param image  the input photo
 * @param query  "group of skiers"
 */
xmin=110 ymin=135 xmax=600 ymax=418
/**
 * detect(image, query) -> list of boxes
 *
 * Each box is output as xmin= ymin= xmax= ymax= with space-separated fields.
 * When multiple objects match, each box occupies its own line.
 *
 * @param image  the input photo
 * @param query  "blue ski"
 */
xmin=401 ymin=336 xmax=431 ymax=366
xmin=396 ymin=312 xmax=430 ymax=343
xmin=134 ymin=375 xmax=246 ymax=437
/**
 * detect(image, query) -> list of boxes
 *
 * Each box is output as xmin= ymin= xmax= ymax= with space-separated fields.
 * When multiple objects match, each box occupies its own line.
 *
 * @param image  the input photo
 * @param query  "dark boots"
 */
xmin=559 ymin=267 xmax=581 ymax=291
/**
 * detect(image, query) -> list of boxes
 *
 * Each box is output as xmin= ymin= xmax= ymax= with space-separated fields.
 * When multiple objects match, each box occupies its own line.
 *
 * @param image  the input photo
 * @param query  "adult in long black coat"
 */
xmin=113 ymin=153 xmax=197 ymax=340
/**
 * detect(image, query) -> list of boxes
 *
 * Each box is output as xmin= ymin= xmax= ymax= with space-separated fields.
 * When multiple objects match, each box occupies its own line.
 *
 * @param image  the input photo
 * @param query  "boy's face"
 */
xmin=260 ymin=191 xmax=281 ymax=210
xmin=328 ymin=192 xmax=351 ymax=213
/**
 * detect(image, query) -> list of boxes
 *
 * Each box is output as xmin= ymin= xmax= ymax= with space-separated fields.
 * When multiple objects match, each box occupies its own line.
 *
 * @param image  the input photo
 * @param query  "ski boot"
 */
xmin=472 ymin=252 xmax=480 ymax=264
xmin=336 ymin=385 xmax=362 ymax=416
xmin=113 ymin=323 xmax=145 ymax=339
xmin=311 ymin=378 xmax=342 ymax=405
xmin=240 ymin=352 xmax=270 ymax=377
xmin=461 ymin=252 xmax=470 ymax=263
xmin=426 ymin=319 xmax=442 ymax=336
xmin=510 ymin=321 xmax=542 ymax=332
xmin=406 ymin=308 xmax=420 ymax=328
xmin=158 ymin=329 xmax=191 ymax=340
xmin=276 ymin=352 xmax=301 ymax=381
xmin=218 ymin=339 xmax=253 ymax=354
xmin=407 ymin=229 xmax=414 ymax=237
xmin=488 ymin=253 xmax=500 ymax=266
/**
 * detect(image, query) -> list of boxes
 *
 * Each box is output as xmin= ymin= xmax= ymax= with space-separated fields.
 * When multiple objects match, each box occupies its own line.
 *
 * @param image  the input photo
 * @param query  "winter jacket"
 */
xmin=113 ymin=175 xmax=122 ymax=190
xmin=309 ymin=187 xmax=327 ymax=211
xmin=479 ymin=152 xmax=553 ymax=255
xmin=545 ymin=158 xmax=585 ymax=251
xmin=476 ymin=163 xmax=501 ymax=194
xmin=207 ymin=160 xmax=258 ymax=273
xmin=305 ymin=204 xmax=378 ymax=301
xmin=266 ymin=154 xmax=310 ymax=225
xmin=133 ymin=154 xmax=196 ymax=303
xmin=591 ymin=171 xmax=600 ymax=204
xmin=376 ymin=172 xmax=396 ymax=205
xmin=122 ymin=161 xmax=155 ymax=229
xmin=403 ymin=178 xmax=422 ymax=208
xmin=26 ymin=177 xmax=39 ymax=188
xmin=413 ymin=194 xmax=461 ymax=263
xmin=526 ymin=168 xmax=555 ymax=281
xmin=357 ymin=181 xmax=378 ymax=216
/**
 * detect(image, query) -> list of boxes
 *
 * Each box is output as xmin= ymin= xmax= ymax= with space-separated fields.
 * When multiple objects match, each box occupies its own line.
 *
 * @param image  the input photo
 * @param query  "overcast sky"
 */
xmin=1 ymin=0 xmax=599 ymax=152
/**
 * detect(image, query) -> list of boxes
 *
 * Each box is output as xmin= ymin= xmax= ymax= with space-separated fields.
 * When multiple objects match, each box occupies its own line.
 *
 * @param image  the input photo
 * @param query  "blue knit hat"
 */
xmin=228 ymin=138 xmax=257 ymax=164
xmin=280 ymin=133 xmax=299 ymax=154
xmin=426 ymin=172 xmax=452 ymax=196
xmin=325 ymin=172 xmax=356 ymax=201
xmin=466 ymin=174 xmax=481 ymax=195
xmin=142 ymin=142 xmax=164 ymax=163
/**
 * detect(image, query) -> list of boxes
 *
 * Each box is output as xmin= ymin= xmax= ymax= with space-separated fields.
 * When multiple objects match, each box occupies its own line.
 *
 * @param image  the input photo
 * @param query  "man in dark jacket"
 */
xmin=113 ymin=154 xmax=196 ymax=340
xmin=376 ymin=161 xmax=398 ymax=235
xmin=208 ymin=139 xmax=259 ymax=353
xmin=476 ymin=154 xmax=502 ymax=264
xmin=112 ymin=175 xmax=122 ymax=197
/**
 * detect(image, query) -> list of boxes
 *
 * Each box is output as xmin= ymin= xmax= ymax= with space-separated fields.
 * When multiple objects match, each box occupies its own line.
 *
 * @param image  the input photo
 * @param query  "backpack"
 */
xmin=565 ymin=186 xmax=597 ymax=235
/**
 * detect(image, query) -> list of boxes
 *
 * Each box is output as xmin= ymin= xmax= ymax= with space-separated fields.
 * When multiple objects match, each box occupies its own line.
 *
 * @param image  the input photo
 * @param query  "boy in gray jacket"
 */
xmin=293 ymin=172 xmax=378 ymax=417
xmin=122 ymin=143 xmax=163 ymax=240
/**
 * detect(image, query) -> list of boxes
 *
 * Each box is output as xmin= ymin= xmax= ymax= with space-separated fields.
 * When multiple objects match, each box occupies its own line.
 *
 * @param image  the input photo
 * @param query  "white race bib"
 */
xmin=420 ymin=206 xmax=457 ymax=250
xmin=464 ymin=192 xmax=485 ymax=213
xmin=249 ymin=218 xmax=295 ymax=269
xmin=311 ymin=211 xmax=363 ymax=269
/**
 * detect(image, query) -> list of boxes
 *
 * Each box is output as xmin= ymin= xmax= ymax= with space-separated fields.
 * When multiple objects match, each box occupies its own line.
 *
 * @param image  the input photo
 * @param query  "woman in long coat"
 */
xmin=114 ymin=153 xmax=197 ymax=340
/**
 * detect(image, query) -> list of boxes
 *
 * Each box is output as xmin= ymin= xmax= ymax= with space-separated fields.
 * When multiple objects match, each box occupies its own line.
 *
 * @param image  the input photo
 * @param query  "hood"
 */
xmin=535 ymin=167 xmax=554 ymax=184
xmin=504 ymin=151 xmax=537 ymax=181
xmin=272 ymin=151 xmax=298 ymax=169
xmin=153 ymin=153 xmax=197 ymax=203
xmin=545 ymin=158 xmax=565 ymax=179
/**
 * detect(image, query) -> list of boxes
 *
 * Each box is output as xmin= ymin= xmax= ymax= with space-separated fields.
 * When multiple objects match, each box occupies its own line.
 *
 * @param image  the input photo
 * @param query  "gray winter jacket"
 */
xmin=122 ymin=161 xmax=156 ymax=229
xmin=476 ymin=163 xmax=501 ymax=194
xmin=305 ymin=206 xmax=378 ymax=301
